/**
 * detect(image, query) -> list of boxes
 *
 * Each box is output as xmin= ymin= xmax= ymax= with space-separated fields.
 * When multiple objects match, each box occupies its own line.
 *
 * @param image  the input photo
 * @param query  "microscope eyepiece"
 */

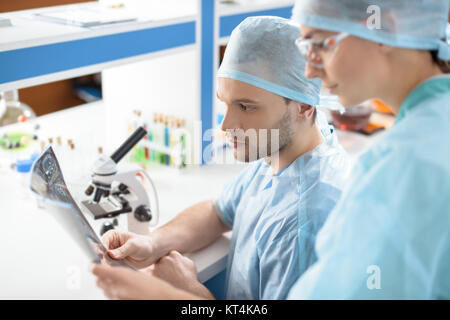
xmin=110 ymin=126 xmax=147 ymax=164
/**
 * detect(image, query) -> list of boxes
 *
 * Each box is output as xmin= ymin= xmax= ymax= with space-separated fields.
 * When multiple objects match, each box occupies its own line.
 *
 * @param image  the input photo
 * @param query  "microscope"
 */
xmin=81 ymin=126 xmax=159 ymax=236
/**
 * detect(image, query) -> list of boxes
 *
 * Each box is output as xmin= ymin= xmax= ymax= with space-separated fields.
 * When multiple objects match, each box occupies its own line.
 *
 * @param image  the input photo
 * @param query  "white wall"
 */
xmin=102 ymin=48 xmax=198 ymax=152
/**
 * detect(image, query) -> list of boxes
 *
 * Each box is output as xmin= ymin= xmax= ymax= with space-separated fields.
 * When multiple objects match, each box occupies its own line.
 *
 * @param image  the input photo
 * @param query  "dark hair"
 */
xmin=430 ymin=50 xmax=450 ymax=74
xmin=283 ymin=97 xmax=317 ymax=124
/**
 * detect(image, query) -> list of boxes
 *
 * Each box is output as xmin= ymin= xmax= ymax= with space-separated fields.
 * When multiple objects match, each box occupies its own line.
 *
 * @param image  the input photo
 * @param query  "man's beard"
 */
xmin=232 ymin=109 xmax=294 ymax=163
xmin=267 ymin=109 xmax=294 ymax=157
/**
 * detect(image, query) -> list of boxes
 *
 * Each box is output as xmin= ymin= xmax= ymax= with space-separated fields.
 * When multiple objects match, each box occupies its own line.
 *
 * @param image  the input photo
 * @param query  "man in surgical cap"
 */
xmin=91 ymin=16 xmax=349 ymax=300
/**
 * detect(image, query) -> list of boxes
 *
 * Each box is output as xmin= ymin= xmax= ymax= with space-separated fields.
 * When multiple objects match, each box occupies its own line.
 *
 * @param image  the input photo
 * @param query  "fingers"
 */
xmin=142 ymin=264 xmax=155 ymax=275
xmin=90 ymin=263 xmax=131 ymax=300
xmin=96 ymin=276 xmax=121 ymax=300
xmin=159 ymin=250 xmax=181 ymax=263
xmin=101 ymin=230 xmax=122 ymax=250
xmin=149 ymin=251 xmax=203 ymax=297
xmin=154 ymin=250 xmax=197 ymax=278
xmin=91 ymin=262 xmax=125 ymax=281
xmin=168 ymin=250 xmax=182 ymax=257
xmin=96 ymin=277 xmax=120 ymax=300
xmin=165 ymin=250 xmax=195 ymax=267
xmin=91 ymin=263 xmax=164 ymax=300
xmin=108 ymin=239 xmax=136 ymax=260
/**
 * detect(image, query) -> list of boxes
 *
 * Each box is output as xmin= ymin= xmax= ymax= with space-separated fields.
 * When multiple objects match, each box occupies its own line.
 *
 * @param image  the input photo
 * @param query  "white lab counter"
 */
xmin=0 ymin=160 xmax=239 ymax=299
xmin=0 ymin=101 xmax=394 ymax=299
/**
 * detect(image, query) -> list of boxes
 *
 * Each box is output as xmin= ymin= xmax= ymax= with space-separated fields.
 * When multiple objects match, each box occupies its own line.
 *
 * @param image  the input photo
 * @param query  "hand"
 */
xmin=145 ymin=250 xmax=215 ymax=299
xmin=101 ymin=230 xmax=157 ymax=269
xmin=90 ymin=263 xmax=203 ymax=300
xmin=147 ymin=250 xmax=198 ymax=289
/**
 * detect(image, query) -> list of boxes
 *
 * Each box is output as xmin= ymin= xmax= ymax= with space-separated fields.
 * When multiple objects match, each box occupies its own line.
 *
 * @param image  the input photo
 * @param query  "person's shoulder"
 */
xmin=361 ymin=95 xmax=449 ymax=170
xmin=352 ymin=135 xmax=450 ymax=215
xmin=373 ymin=118 xmax=449 ymax=172
xmin=391 ymin=92 xmax=450 ymax=142
xmin=297 ymin=141 xmax=350 ymax=195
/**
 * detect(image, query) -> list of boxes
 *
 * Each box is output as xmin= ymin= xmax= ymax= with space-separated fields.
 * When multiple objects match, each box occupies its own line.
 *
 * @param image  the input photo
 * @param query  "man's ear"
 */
xmin=293 ymin=102 xmax=315 ymax=121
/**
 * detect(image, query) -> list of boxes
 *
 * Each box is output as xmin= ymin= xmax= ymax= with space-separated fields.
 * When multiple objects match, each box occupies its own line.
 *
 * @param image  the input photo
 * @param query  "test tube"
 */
xmin=180 ymin=120 xmax=187 ymax=168
xmin=156 ymin=114 xmax=164 ymax=164
xmin=164 ymin=117 xmax=170 ymax=165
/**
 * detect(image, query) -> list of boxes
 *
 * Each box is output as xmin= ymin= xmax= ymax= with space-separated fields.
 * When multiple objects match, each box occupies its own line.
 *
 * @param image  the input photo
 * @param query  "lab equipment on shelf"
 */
xmin=0 ymin=16 xmax=12 ymax=28
xmin=0 ymin=91 xmax=36 ymax=127
xmin=33 ymin=3 xmax=138 ymax=28
xmin=128 ymin=109 xmax=190 ymax=170
xmin=0 ymin=114 xmax=40 ymax=172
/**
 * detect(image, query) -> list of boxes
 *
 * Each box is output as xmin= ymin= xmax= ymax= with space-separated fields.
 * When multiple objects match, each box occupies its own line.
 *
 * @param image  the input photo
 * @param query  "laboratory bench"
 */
xmin=0 ymin=102 xmax=394 ymax=299
xmin=0 ymin=0 xmax=399 ymax=299
xmin=0 ymin=101 xmax=244 ymax=299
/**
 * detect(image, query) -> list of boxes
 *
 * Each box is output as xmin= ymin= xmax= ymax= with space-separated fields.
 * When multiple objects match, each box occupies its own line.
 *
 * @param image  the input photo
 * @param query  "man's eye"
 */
xmin=239 ymin=104 xmax=254 ymax=111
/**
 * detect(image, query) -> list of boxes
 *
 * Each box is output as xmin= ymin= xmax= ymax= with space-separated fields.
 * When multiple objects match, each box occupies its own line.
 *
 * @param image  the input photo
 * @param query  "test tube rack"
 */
xmin=128 ymin=110 xmax=190 ymax=170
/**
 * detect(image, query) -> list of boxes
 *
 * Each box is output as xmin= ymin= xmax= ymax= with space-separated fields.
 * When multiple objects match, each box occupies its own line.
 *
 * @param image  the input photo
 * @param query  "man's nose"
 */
xmin=220 ymin=108 xmax=240 ymax=132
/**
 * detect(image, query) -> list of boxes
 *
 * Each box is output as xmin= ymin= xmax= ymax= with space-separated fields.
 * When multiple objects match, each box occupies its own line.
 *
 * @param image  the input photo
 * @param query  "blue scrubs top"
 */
xmin=214 ymin=122 xmax=349 ymax=299
xmin=288 ymin=75 xmax=450 ymax=299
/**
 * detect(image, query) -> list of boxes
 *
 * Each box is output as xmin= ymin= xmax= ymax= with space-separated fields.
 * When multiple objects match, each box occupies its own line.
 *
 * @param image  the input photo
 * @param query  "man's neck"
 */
xmin=267 ymin=124 xmax=323 ymax=175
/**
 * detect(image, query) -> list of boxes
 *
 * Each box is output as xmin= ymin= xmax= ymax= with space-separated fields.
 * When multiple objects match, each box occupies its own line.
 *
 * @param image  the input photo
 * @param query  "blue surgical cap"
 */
xmin=292 ymin=0 xmax=450 ymax=60
xmin=217 ymin=16 xmax=322 ymax=106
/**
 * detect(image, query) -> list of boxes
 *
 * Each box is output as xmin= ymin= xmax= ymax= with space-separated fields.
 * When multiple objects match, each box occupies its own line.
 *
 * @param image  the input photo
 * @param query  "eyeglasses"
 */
xmin=295 ymin=33 xmax=349 ymax=69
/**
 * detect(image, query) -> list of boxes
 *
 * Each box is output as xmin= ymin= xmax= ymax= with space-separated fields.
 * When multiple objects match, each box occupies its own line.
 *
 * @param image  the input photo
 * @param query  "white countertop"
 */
xmin=0 ymin=101 xmax=393 ymax=299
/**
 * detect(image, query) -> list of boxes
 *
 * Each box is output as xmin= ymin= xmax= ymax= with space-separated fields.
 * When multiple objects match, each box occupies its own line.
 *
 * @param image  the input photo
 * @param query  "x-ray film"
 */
xmin=30 ymin=146 xmax=133 ymax=269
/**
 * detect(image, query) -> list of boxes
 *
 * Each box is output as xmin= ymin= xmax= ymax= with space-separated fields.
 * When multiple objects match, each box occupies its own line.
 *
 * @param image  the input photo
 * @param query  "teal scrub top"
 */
xmin=288 ymin=75 xmax=450 ymax=299
xmin=214 ymin=121 xmax=349 ymax=299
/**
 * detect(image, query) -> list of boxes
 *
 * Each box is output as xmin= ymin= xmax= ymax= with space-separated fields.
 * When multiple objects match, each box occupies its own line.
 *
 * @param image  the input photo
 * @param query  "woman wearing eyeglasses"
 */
xmin=90 ymin=0 xmax=450 ymax=300
xmin=287 ymin=0 xmax=450 ymax=299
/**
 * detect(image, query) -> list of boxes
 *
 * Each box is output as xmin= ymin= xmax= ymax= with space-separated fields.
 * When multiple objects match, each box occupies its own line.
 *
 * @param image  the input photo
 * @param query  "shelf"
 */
xmin=218 ymin=0 xmax=294 ymax=39
xmin=0 ymin=0 xmax=300 ymax=165
xmin=0 ymin=2 xmax=197 ymax=91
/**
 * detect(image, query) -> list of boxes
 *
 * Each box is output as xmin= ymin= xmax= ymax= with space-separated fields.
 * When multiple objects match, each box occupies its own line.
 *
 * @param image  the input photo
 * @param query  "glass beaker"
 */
xmin=330 ymin=103 xmax=373 ymax=131
xmin=0 ymin=91 xmax=36 ymax=127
